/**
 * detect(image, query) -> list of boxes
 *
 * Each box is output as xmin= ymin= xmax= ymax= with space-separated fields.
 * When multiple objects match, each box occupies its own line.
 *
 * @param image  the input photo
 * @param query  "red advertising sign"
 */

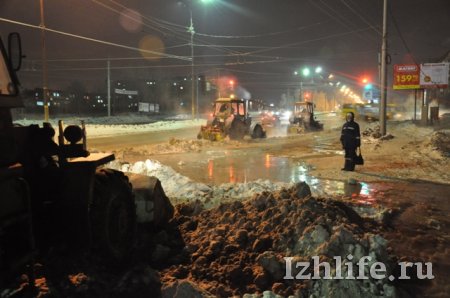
xmin=393 ymin=64 xmax=420 ymax=90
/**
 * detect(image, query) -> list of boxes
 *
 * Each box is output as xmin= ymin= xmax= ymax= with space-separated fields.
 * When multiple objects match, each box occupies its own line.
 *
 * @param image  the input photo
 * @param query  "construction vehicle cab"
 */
xmin=288 ymin=101 xmax=323 ymax=133
xmin=198 ymin=97 xmax=266 ymax=141
xmin=0 ymin=33 xmax=173 ymax=286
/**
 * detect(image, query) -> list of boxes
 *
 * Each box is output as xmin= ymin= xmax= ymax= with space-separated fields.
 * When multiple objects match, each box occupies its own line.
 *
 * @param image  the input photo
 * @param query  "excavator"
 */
xmin=0 ymin=33 xmax=173 ymax=286
xmin=197 ymin=97 xmax=266 ymax=141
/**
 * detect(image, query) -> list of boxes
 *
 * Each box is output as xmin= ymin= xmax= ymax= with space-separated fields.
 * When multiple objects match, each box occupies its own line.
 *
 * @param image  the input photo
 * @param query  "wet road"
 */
xmin=89 ymin=126 xmax=200 ymax=150
xmin=90 ymin=115 xmax=449 ymax=296
xmin=156 ymin=146 xmax=450 ymax=297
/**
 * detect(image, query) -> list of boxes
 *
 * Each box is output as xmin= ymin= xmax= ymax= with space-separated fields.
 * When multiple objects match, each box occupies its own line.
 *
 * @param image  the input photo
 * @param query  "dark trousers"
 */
xmin=343 ymin=147 xmax=357 ymax=170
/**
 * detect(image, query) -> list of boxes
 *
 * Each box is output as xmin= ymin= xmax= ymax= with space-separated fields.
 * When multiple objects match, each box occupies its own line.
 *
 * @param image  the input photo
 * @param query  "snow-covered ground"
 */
xmin=14 ymin=114 xmax=206 ymax=138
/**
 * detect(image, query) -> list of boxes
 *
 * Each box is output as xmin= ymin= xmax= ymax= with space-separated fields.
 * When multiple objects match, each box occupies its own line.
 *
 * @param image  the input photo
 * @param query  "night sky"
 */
xmin=1 ymin=0 xmax=449 ymax=101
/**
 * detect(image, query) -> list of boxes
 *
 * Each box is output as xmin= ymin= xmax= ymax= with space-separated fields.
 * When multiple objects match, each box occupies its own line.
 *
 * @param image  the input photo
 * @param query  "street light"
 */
xmin=182 ymin=0 xmax=214 ymax=119
xmin=188 ymin=8 xmax=195 ymax=119
xmin=295 ymin=66 xmax=323 ymax=102
xmin=39 ymin=0 xmax=49 ymax=121
xmin=302 ymin=68 xmax=311 ymax=77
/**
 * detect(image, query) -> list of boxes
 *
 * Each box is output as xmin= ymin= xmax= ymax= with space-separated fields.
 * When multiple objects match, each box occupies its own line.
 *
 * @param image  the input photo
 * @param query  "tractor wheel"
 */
xmin=228 ymin=119 xmax=246 ymax=140
xmin=209 ymin=133 xmax=216 ymax=141
xmin=251 ymin=124 xmax=265 ymax=139
xmin=91 ymin=169 xmax=136 ymax=262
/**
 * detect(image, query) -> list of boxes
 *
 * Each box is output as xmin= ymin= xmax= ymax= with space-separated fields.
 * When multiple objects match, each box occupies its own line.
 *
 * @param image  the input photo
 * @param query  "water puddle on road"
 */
xmin=158 ymin=149 xmax=449 ymax=217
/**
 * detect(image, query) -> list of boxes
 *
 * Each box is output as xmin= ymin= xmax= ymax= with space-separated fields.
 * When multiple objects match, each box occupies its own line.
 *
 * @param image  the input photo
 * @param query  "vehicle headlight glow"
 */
xmin=283 ymin=111 xmax=292 ymax=118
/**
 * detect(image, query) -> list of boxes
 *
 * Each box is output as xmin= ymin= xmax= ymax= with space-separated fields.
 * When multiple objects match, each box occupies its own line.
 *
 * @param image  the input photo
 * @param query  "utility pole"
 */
xmin=189 ymin=8 xmax=196 ymax=119
xmin=107 ymin=59 xmax=111 ymax=117
xmin=217 ymin=68 xmax=221 ymax=98
xmin=380 ymin=0 xmax=388 ymax=135
xmin=40 ymin=0 xmax=49 ymax=122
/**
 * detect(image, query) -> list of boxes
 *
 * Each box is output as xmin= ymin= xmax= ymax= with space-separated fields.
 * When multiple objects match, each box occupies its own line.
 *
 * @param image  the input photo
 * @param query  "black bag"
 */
xmin=354 ymin=147 xmax=364 ymax=165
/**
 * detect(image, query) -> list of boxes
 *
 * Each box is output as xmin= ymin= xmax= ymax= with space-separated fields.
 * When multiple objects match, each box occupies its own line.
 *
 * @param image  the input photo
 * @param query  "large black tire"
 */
xmin=251 ymin=124 xmax=265 ymax=139
xmin=228 ymin=119 xmax=246 ymax=140
xmin=91 ymin=169 xmax=136 ymax=262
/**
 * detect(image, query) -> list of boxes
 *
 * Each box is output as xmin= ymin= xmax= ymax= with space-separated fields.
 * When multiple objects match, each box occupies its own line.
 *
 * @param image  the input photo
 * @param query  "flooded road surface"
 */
xmin=154 ymin=146 xmax=449 ymax=210
xmin=154 ymin=148 xmax=449 ymax=296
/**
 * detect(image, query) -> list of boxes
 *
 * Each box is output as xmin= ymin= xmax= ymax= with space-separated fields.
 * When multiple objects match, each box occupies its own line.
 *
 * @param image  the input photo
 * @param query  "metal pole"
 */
xmin=107 ymin=59 xmax=111 ymax=117
xmin=413 ymin=89 xmax=417 ymax=121
xmin=300 ymin=81 xmax=303 ymax=101
xmin=40 ymin=0 xmax=49 ymax=122
xmin=196 ymin=74 xmax=199 ymax=118
xmin=379 ymin=0 xmax=388 ymax=135
xmin=217 ymin=68 xmax=221 ymax=98
xmin=189 ymin=9 xmax=195 ymax=119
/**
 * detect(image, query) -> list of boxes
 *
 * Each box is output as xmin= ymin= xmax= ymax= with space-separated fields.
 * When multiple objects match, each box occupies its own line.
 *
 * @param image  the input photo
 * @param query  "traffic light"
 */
xmin=303 ymin=91 xmax=312 ymax=100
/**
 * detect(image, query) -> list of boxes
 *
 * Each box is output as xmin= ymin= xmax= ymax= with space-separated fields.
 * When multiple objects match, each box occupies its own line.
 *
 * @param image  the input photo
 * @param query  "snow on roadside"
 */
xmin=85 ymin=119 xmax=205 ymax=138
xmin=14 ymin=117 xmax=206 ymax=138
xmin=108 ymin=159 xmax=291 ymax=207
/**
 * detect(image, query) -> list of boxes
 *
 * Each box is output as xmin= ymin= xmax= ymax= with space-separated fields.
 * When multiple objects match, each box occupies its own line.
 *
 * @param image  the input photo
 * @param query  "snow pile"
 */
xmin=153 ymin=138 xmax=204 ymax=154
xmin=161 ymin=183 xmax=399 ymax=297
xmin=428 ymin=130 xmax=450 ymax=157
xmin=14 ymin=113 xmax=162 ymax=125
xmin=86 ymin=119 xmax=204 ymax=138
xmin=109 ymin=159 xmax=290 ymax=207
xmin=362 ymin=124 xmax=383 ymax=139
xmin=14 ymin=117 xmax=205 ymax=138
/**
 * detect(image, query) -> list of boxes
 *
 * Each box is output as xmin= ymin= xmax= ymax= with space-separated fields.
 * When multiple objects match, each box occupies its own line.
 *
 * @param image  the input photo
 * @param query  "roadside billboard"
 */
xmin=393 ymin=64 xmax=420 ymax=90
xmin=420 ymin=63 xmax=449 ymax=88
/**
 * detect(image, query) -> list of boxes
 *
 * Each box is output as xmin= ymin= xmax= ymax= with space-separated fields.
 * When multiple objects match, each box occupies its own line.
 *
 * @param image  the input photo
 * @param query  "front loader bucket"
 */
xmin=198 ymin=125 xmax=225 ymax=141
xmin=127 ymin=174 xmax=174 ymax=227
xmin=287 ymin=124 xmax=304 ymax=134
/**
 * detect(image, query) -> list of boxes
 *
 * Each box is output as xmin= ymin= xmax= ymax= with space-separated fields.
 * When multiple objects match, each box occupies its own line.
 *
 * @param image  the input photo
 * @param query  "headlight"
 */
xmin=283 ymin=111 xmax=292 ymax=118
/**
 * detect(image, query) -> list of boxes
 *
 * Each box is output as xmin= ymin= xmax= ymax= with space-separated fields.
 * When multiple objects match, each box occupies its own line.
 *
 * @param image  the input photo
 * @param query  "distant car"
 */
xmin=260 ymin=111 xmax=281 ymax=127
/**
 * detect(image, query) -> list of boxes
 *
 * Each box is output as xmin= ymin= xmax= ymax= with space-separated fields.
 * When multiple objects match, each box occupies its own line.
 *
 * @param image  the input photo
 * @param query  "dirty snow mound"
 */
xmin=161 ymin=183 xmax=399 ymax=297
xmin=428 ymin=130 xmax=450 ymax=157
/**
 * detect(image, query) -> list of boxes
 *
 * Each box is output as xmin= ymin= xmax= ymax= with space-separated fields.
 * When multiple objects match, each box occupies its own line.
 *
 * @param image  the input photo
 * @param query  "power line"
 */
xmin=91 ymin=0 xmax=245 ymax=57
xmin=195 ymin=22 xmax=324 ymax=39
xmin=0 ymin=17 xmax=191 ymax=61
xmin=242 ymin=26 xmax=376 ymax=56
xmin=309 ymin=0 xmax=378 ymax=45
xmin=339 ymin=0 xmax=381 ymax=35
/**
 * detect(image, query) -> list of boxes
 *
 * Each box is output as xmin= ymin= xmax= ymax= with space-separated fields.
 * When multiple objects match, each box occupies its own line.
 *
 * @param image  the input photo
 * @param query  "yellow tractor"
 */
xmin=198 ymin=97 xmax=266 ymax=141
xmin=287 ymin=101 xmax=323 ymax=133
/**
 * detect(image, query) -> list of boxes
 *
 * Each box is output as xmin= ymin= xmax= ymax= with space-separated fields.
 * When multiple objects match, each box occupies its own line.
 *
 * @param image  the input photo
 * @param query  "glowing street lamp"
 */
xmin=302 ymin=67 xmax=311 ymax=77
xmin=182 ymin=0 xmax=215 ymax=119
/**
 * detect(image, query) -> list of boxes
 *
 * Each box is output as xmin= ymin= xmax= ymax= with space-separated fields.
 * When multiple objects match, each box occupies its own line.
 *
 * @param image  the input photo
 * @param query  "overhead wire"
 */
xmin=91 ymin=0 xmax=244 ymax=57
xmin=241 ymin=26 xmax=376 ymax=56
xmin=195 ymin=22 xmax=324 ymax=39
xmin=387 ymin=3 xmax=438 ymax=84
xmin=0 ymin=17 xmax=191 ymax=61
xmin=308 ymin=0 xmax=379 ymax=45
xmin=388 ymin=3 xmax=418 ymax=64
xmin=339 ymin=0 xmax=381 ymax=35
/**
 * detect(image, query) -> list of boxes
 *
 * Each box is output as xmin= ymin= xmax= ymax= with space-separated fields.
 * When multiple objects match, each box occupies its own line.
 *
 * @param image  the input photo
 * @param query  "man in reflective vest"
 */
xmin=340 ymin=112 xmax=361 ymax=171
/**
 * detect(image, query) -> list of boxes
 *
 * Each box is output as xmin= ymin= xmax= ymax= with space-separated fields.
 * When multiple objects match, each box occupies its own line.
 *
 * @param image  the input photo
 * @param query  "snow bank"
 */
xmin=14 ymin=116 xmax=205 ymax=138
xmin=162 ymin=184 xmax=399 ymax=297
